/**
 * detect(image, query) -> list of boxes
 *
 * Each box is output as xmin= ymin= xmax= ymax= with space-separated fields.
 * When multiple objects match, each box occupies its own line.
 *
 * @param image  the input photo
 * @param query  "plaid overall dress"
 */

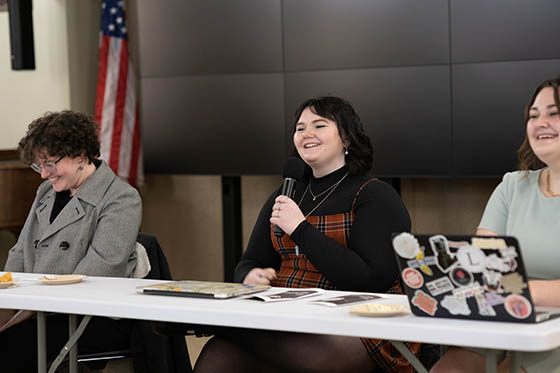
xmin=270 ymin=179 xmax=421 ymax=372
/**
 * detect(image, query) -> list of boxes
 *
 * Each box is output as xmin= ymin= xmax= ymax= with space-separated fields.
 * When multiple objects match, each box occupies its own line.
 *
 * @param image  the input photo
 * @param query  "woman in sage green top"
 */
xmin=432 ymin=77 xmax=560 ymax=373
xmin=478 ymin=170 xmax=560 ymax=280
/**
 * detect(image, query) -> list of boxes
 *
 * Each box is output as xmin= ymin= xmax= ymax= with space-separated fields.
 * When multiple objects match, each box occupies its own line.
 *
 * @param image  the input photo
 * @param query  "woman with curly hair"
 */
xmin=0 ymin=110 xmax=142 ymax=371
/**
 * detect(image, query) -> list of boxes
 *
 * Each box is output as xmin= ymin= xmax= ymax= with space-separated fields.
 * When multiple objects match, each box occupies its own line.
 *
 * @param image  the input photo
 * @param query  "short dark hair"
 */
xmin=517 ymin=76 xmax=560 ymax=171
xmin=18 ymin=111 xmax=100 ymax=165
xmin=291 ymin=96 xmax=374 ymax=175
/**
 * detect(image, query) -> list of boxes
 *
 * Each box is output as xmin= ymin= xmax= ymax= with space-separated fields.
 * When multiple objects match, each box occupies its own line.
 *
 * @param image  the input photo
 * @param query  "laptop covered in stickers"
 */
xmin=391 ymin=233 xmax=560 ymax=323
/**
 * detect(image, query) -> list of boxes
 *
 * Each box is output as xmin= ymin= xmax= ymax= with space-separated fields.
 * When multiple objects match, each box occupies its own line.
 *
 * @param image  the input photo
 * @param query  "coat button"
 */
xmin=34 ymin=240 xmax=39 ymax=249
xmin=59 ymin=241 xmax=70 ymax=250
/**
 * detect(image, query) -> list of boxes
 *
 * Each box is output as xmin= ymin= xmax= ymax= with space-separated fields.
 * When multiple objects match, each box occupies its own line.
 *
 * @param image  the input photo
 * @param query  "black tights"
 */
xmin=0 ymin=313 xmax=132 ymax=372
xmin=194 ymin=328 xmax=376 ymax=373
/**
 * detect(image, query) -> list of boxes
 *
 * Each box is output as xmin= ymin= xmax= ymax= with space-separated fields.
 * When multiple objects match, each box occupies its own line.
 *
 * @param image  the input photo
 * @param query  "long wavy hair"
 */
xmin=518 ymin=77 xmax=560 ymax=171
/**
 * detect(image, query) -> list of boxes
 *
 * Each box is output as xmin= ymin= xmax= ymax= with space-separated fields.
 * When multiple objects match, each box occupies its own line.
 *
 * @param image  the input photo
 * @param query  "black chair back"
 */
xmin=130 ymin=233 xmax=193 ymax=373
xmin=57 ymin=233 xmax=193 ymax=373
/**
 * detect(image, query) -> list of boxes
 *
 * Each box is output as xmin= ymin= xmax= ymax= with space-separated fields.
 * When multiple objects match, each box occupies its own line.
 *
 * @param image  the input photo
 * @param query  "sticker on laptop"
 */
xmin=447 ymin=240 xmax=471 ymax=249
xmin=500 ymin=272 xmax=527 ymax=294
xmin=471 ymin=237 xmax=507 ymax=249
xmin=406 ymin=250 xmax=436 ymax=276
xmin=441 ymin=294 xmax=471 ymax=315
xmin=504 ymin=294 xmax=532 ymax=319
xmin=411 ymin=290 xmax=438 ymax=316
xmin=450 ymin=267 xmax=474 ymax=287
xmin=498 ymin=246 xmax=519 ymax=273
xmin=429 ymin=235 xmax=458 ymax=273
xmin=485 ymin=254 xmax=511 ymax=273
xmin=503 ymin=258 xmax=518 ymax=272
xmin=482 ymin=269 xmax=502 ymax=291
xmin=500 ymin=246 xmax=518 ymax=259
xmin=401 ymin=268 xmax=423 ymax=289
xmin=426 ymin=277 xmax=454 ymax=296
xmin=475 ymin=293 xmax=497 ymax=316
xmin=484 ymin=291 xmax=505 ymax=306
xmin=393 ymin=233 xmax=421 ymax=259
xmin=452 ymin=282 xmax=482 ymax=298
xmin=456 ymin=246 xmax=487 ymax=273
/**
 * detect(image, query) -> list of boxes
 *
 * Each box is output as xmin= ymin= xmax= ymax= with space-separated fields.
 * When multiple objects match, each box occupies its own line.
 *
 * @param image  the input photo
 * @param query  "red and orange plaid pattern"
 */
xmin=269 ymin=178 xmax=420 ymax=372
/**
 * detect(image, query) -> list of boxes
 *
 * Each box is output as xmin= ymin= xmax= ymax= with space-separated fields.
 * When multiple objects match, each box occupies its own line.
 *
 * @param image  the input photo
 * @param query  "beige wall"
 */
xmin=139 ymin=175 xmax=224 ymax=281
xmin=402 ymin=178 xmax=500 ymax=234
xmin=0 ymin=0 xmax=71 ymax=149
xmin=137 ymin=174 xmax=282 ymax=282
xmin=241 ymin=175 xmax=283 ymax=249
xmin=0 ymin=1 xmax=502 ymax=283
xmin=0 ymin=0 xmax=101 ymax=145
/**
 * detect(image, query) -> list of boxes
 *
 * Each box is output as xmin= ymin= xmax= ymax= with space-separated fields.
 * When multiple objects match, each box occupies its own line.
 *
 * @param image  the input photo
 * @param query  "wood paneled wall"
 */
xmin=0 ymin=151 xmax=43 ymax=267
xmin=401 ymin=178 xmax=500 ymax=235
xmin=0 ymin=153 xmax=42 ymax=232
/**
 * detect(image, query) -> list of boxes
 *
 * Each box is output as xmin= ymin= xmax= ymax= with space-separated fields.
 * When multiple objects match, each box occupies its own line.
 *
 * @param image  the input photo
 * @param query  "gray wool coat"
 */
xmin=4 ymin=161 xmax=142 ymax=277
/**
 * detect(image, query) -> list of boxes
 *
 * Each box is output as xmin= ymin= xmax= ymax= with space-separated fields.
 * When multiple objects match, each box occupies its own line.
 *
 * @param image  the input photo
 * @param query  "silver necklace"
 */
xmin=297 ymin=171 xmax=349 ymax=217
xmin=293 ymin=171 xmax=349 ymax=257
xmin=309 ymin=179 xmax=339 ymax=201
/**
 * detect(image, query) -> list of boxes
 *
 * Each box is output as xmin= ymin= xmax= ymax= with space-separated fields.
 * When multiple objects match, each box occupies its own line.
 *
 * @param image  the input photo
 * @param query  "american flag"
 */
xmin=95 ymin=0 xmax=143 ymax=187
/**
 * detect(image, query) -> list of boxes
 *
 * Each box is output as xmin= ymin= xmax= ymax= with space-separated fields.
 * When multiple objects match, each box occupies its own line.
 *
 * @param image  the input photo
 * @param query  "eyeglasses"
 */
xmin=31 ymin=156 xmax=63 ymax=174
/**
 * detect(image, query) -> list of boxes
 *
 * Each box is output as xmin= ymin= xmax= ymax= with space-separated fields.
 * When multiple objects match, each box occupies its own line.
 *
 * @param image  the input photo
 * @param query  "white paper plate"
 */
xmin=40 ymin=275 xmax=87 ymax=285
xmin=0 ymin=281 xmax=15 ymax=289
xmin=349 ymin=303 xmax=410 ymax=317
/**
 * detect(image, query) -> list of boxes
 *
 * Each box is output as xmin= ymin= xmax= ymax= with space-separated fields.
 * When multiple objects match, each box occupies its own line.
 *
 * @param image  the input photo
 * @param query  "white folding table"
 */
xmin=2 ymin=273 xmax=560 ymax=373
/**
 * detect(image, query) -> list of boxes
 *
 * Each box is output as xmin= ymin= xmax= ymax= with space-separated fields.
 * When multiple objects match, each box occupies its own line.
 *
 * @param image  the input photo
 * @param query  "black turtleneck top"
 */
xmin=50 ymin=159 xmax=101 ymax=224
xmin=235 ymin=166 xmax=411 ymax=292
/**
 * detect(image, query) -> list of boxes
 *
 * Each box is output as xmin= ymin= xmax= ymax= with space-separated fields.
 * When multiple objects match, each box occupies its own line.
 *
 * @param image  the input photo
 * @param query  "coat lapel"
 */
xmin=35 ymin=190 xmax=55 ymax=233
xmin=34 ymin=161 xmax=115 ymax=242
xmin=40 ymin=198 xmax=85 ymax=241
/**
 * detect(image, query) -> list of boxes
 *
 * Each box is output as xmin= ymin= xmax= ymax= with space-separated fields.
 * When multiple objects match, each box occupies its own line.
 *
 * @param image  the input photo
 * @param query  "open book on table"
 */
xmin=246 ymin=289 xmax=384 ymax=306
xmin=246 ymin=288 xmax=325 ymax=302
xmin=308 ymin=293 xmax=383 ymax=307
xmin=136 ymin=280 xmax=270 ymax=299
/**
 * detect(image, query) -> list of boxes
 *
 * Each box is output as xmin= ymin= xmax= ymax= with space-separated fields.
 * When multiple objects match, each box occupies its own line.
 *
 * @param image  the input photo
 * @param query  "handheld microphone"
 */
xmin=274 ymin=157 xmax=306 ymax=237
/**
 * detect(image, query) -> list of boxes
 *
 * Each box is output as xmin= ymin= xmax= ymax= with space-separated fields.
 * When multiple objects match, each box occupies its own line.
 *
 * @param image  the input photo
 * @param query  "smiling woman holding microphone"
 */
xmin=194 ymin=96 xmax=419 ymax=372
